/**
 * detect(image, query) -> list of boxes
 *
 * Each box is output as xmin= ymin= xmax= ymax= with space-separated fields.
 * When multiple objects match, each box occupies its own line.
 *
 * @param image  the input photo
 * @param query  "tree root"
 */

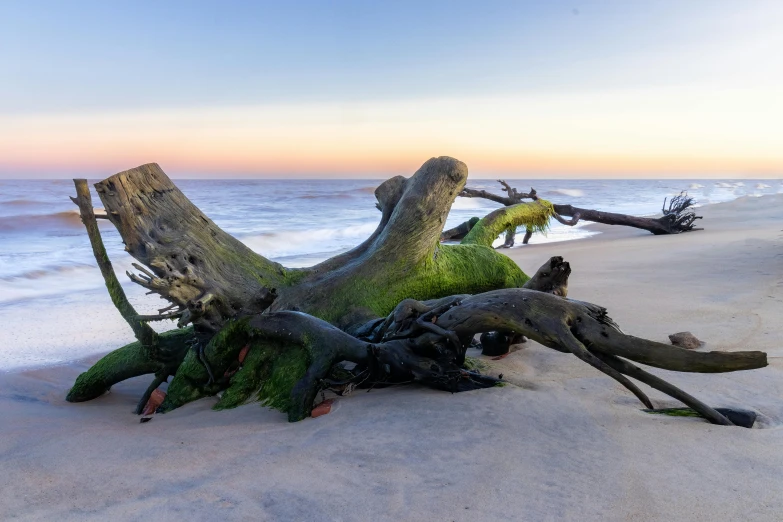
xmin=64 ymin=159 xmax=764 ymax=430
xmin=155 ymin=286 xmax=765 ymax=426
xmin=522 ymin=256 xmax=571 ymax=297
xmin=66 ymin=328 xmax=192 ymax=403
xmin=594 ymin=353 xmax=731 ymax=426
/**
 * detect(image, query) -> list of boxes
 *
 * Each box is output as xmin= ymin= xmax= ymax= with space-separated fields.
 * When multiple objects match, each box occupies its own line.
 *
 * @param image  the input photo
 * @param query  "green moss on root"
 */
xmin=159 ymin=320 xmax=255 ymax=411
xmin=462 ymin=199 xmax=555 ymax=247
xmin=66 ymin=327 xmax=193 ymax=403
xmin=213 ymin=341 xmax=276 ymax=410
xmin=463 ymin=356 xmax=489 ymax=373
xmin=258 ymin=346 xmax=310 ymax=413
xmin=162 ymin=318 xmax=314 ymax=417
xmin=158 ymin=349 xmax=222 ymax=411
xmin=306 ymin=243 xmax=529 ymax=324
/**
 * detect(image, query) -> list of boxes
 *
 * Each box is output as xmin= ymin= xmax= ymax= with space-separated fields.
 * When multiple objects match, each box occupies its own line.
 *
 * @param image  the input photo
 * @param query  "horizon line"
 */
xmin=3 ymin=174 xmax=782 ymax=181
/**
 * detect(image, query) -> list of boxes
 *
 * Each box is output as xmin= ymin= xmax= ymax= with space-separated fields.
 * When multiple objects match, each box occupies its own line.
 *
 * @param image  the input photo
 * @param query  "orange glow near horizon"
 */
xmin=1 ymin=90 xmax=781 ymax=178
xmin=4 ymin=151 xmax=778 ymax=179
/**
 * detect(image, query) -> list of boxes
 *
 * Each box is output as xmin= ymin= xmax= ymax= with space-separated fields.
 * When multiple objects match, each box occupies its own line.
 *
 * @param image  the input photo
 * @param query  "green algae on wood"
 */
xmin=66 ymin=327 xmax=193 ymax=403
xmin=461 ymin=199 xmax=555 ymax=247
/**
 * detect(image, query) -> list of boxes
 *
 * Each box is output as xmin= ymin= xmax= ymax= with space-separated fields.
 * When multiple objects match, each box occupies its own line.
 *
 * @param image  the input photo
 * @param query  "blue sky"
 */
xmin=1 ymin=1 xmax=781 ymax=177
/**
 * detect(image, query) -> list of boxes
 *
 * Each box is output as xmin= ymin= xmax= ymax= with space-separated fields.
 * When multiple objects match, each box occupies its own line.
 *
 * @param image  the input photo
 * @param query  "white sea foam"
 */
xmin=0 ymin=259 xmax=139 ymax=304
xmin=240 ymin=222 xmax=379 ymax=259
xmin=689 ymin=183 xmax=704 ymax=189
xmin=490 ymin=221 xmax=600 ymax=248
xmin=450 ymin=197 xmax=493 ymax=210
xmin=547 ymin=188 xmax=585 ymax=198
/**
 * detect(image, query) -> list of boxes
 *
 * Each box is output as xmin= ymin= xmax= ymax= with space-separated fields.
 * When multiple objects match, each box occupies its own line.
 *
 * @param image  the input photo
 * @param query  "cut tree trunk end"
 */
xmin=66 ymin=158 xmax=765 ymax=429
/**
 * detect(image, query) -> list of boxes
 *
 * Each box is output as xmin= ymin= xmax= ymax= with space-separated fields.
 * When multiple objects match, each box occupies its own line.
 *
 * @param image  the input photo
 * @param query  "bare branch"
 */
xmin=71 ymin=179 xmax=157 ymax=347
xmin=552 ymin=212 xmax=581 ymax=226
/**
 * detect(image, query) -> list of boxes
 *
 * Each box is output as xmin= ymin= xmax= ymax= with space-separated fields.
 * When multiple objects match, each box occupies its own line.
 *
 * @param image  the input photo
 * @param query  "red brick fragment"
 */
xmin=142 ymin=389 xmax=167 ymax=416
xmin=238 ymin=344 xmax=250 ymax=363
xmin=311 ymin=399 xmax=335 ymax=418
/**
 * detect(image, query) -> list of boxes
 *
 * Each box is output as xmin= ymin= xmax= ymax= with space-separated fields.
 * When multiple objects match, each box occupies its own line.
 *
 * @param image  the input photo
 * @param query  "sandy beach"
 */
xmin=1 ymin=194 xmax=781 ymax=521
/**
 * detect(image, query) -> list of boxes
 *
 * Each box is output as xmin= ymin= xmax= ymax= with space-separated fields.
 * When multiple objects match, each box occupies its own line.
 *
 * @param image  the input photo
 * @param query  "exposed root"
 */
xmin=65 ymin=160 xmax=760 ymax=431
xmin=66 ymin=328 xmax=192 ymax=403
xmin=595 ymin=353 xmax=732 ymax=425
xmin=522 ymin=256 xmax=571 ymax=297
xmin=155 ymin=286 xmax=766 ymax=426
xmin=557 ymin=330 xmax=654 ymax=409
xmin=440 ymin=217 xmax=480 ymax=241
xmin=662 ymin=191 xmax=703 ymax=232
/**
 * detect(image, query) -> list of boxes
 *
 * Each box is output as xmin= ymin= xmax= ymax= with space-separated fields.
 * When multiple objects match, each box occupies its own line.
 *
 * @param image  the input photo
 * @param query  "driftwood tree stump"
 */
xmin=66 ymin=157 xmax=766 ymax=427
xmin=452 ymin=181 xmax=703 ymax=247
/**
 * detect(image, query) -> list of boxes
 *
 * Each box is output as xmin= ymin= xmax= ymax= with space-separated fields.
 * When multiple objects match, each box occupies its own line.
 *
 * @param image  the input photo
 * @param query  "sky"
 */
xmin=0 ymin=0 xmax=781 ymax=179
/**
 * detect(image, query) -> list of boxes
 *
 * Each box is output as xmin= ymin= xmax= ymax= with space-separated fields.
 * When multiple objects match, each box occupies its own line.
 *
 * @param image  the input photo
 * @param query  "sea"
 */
xmin=1 ymin=177 xmax=780 ymax=370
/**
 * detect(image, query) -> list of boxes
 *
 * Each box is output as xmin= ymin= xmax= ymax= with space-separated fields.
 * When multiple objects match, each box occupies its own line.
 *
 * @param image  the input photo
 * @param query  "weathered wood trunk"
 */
xmin=96 ymin=164 xmax=284 ymax=339
xmin=65 ymin=157 xmax=767 ymax=428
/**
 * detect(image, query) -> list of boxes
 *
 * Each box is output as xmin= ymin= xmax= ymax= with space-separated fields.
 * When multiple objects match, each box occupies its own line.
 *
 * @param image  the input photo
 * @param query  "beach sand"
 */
xmin=1 ymin=195 xmax=781 ymax=521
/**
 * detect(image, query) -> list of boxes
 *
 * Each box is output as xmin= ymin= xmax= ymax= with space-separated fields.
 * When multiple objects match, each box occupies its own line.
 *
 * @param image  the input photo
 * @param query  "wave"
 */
xmin=0 ymin=263 xmax=95 ymax=282
xmin=544 ymin=188 xmax=585 ymax=198
xmin=3 ymin=199 xmax=44 ymax=206
xmin=0 ymin=209 xmax=106 ymax=232
xmin=345 ymin=186 xmax=378 ymax=195
xmin=240 ymin=222 xmax=379 ymax=258
xmin=0 ymin=256 xmax=143 ymax=304
xmin=299 ymin=194 xmax=354 ymax=200
xmin=297 ymin=186 xmax=378 ymax=199
xmin=0 ymin=210 xmax=82 ymax=232
xmin=689 ymin=183 xmax=704 ymax=189
xmin=756 ymin=183 xmax=771 ymax=189
xmin=0 ymin=264 xmax=98 ymax=304
xmin=450 ymin=197 xmax=494 ymax=210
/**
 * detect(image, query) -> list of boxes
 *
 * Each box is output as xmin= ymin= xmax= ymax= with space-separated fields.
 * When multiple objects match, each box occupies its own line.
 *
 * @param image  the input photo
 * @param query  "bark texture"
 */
xmin=95 ymin=164 xmax=284 ymax=340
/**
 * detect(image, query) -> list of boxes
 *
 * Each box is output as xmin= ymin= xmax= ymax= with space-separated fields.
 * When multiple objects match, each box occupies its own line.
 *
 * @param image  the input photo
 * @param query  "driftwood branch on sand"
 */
xmin=449 ymin=181 xmax=702 ymax=246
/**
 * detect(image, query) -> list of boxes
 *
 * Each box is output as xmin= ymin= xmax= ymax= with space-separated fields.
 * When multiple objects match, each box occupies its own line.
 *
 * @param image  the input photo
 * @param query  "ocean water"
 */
xmin=0 ymin=177 xmax=780 ymax=369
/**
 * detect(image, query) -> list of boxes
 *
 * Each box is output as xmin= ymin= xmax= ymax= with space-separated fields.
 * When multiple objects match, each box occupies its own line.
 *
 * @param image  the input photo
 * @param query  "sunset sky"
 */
xmin=1 ymin=1 xmax=781 ymax=178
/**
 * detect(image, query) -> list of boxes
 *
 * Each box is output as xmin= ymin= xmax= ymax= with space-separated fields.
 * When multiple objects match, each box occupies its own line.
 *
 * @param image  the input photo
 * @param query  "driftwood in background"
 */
xmin=449 ymin=180 xmax=702 ymax=247
xmin=66 ymin=158 xmax=763 ymax=427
